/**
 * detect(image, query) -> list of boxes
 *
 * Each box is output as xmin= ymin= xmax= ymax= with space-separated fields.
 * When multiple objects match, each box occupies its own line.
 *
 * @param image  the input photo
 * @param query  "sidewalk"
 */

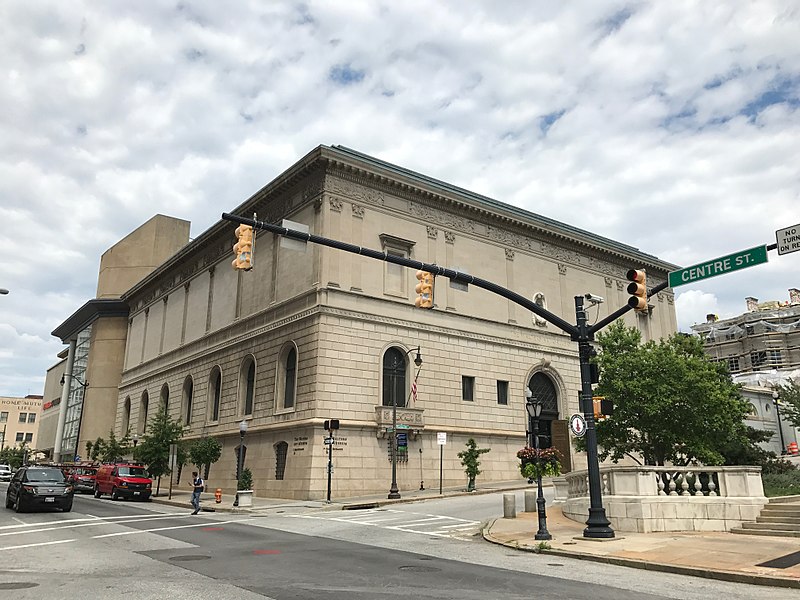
xmin=147 ymin=478 xmax=534 ymax=514
xmin=484 ymin=504 xmax=800 ymax=589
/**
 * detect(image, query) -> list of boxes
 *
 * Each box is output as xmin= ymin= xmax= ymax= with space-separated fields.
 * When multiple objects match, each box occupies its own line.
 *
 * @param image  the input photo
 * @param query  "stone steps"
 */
xmin=730 ymin=500 xmax=800 ymax=538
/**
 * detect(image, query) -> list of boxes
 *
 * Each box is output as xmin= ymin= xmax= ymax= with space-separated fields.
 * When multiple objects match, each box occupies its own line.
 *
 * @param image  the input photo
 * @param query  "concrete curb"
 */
xmin=482 ymin=519 xmax=800 ymax=590
xmin=340 ymin=482 xmax=547 ymax=510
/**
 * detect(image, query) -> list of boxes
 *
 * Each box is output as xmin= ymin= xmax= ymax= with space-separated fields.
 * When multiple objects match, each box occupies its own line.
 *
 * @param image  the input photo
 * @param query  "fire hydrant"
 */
xmin=215 ymin=488 xmax=222 ymax=504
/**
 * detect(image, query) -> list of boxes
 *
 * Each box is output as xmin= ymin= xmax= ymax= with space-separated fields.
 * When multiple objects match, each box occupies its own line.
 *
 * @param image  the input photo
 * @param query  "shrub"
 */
xmin=762 ymin=470 xmax=800 ymax=497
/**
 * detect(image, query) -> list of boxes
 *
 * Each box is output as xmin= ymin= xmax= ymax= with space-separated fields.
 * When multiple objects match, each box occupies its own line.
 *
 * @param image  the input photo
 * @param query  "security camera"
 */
xmin=584 ymin=293 xmax=605 ymax=304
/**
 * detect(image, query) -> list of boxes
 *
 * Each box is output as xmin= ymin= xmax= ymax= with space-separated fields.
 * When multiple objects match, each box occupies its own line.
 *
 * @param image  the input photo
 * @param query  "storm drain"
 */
xmin=398 ymin=565 xmax=440 ymax=573
xmin=170 ymin=555 xmax=212 ymax=562
xmin=0 ymin=583 xmax=39 ymax=590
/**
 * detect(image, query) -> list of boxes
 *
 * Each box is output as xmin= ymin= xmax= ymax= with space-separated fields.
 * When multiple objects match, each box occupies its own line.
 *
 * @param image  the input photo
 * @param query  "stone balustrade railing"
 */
xmin=558 ymin=465 xmax=767 ymax=533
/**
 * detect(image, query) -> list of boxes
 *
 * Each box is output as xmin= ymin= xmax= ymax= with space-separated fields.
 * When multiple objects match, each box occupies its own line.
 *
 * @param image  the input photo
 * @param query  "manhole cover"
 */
xmin=0 ymin=583 xmax=39 ymax=590
xmin=170 ymin=555 xmax=211 ymax=562
xmin=398 ymin=566 xmax=440 ymax=573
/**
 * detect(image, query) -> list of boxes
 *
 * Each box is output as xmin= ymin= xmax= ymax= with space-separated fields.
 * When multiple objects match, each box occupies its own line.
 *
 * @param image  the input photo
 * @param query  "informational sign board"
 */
xmin=776 ymin=223 xmax=800 ymax=256
xmin=437 ymin=432 xmax=447 ymax=445
xmin=569 ymin=413 xmax=587 ymax=438
xmin=668 ymin=245 xmax=768 ymax=288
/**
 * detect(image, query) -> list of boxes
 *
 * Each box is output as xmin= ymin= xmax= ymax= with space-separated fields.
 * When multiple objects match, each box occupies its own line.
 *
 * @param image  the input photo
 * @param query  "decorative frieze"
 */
xmin=351 ymin=203 xmax=365 ymax=218
xmin=427 ymin=226 xmax=438 ymax=240
xmin=330 ymin=198 xmax=343 ymax=212
xmin=505 ymin=249 xmax=515 ymax=261
xmin=445 ymin=231 xmax=456 ymax=245
xmin=558 ymin=264 xmax=568 ymax=276
xmin=328 ymin=176 xmax=385 ymax=205
xmin=410 ymin=202 xmax=476 ymax=233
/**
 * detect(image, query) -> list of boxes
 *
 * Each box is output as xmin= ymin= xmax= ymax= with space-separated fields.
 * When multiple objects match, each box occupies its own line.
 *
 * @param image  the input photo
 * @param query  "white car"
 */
xmin=0 ymin=464 xmax=12 ymax=482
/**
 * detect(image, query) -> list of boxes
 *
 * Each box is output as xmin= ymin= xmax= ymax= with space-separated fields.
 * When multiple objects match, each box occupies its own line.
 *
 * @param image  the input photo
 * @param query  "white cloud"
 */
xmin=0 ymin=1 xmax=798 ymax=395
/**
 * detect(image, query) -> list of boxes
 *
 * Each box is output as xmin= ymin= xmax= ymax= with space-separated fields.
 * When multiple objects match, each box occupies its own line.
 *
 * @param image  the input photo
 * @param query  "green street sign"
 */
xmin=668 ymin=245 xmax=768 ymax=288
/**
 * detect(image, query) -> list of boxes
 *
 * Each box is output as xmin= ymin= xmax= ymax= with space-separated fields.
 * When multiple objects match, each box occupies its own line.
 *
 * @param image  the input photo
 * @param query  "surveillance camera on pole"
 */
xmin=584 ymin=293 xmax=605 ymax=305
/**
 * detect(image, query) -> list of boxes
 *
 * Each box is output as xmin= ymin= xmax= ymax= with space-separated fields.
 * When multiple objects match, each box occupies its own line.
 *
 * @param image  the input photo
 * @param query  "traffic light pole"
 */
xmin=222 ymin=212 xmax=669 ymax=538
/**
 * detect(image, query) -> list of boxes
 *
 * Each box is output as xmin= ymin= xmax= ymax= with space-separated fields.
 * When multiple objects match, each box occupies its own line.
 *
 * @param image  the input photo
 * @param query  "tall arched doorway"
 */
xmin=527 ymin=371 xmax=572 ymax=472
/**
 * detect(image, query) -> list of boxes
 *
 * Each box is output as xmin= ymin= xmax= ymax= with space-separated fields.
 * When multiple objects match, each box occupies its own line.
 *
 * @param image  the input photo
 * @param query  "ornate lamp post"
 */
xmin=388 ymin=347 xmax=422 ymax=499
xmin=772 ymin=390 xmax=787 ymax=455
xmin=237 ymin=419 xmax=248 ymax=481
xmin=525 ymin=387 xmax=552 ymax=541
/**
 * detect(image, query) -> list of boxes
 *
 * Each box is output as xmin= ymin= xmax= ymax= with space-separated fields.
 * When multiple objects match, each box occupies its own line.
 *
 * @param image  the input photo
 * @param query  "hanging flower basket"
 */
xmin=516 ymin=446 xmax=563 ymax=480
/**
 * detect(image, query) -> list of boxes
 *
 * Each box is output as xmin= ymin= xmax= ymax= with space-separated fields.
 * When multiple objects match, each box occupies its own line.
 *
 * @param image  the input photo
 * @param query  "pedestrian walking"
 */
xmin=190 ymin=471 xmax=204 ymax=515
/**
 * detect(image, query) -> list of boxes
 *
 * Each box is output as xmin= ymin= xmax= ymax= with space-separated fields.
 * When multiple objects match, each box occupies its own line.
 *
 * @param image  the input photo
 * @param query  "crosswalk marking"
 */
xmin=286 ymin=509 xmax=481 ymax=538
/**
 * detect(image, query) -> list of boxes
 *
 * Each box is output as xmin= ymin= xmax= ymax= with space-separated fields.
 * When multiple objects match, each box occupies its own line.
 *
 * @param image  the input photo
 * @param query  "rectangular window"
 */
xmin=18 ymin=412 xmax=27 ymax=423
xmin=768 ymin=350 xmax=782 ymax=367
xmin=497 ymin=381 xmax=508 ymax=405
xmin=28 ymin=413 xmax=36 ymax=423
xmin=745 ymin=325 xmax=755 ymax=335
xmin=726 ymin=357 xmax=740 ymax=373
xmin=24 ymin=433 xmax=33 ymax=443
xmin=380 ymin=234 xmax=415 ymax=298
xmin=725 ymin=331 xmax=736 ymax=341
xmin=16 ymin=432 xmax=24 ymax=443
xmin=750 ymin=351 xmax=767 ymax=369
xmin=462 ymin=376 xmax=475 ymax=401
xmin=0 ymin=411 xmax=7 ymax=423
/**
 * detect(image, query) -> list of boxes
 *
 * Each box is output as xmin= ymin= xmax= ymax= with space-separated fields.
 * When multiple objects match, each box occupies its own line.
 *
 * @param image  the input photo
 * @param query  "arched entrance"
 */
xmin=527 ymin=372 xmax=572 ymax=472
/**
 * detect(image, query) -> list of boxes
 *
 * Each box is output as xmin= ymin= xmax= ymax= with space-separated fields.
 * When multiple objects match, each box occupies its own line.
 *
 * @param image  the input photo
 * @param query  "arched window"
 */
xmin=382 ymin=347 xmax=408 ymax=407
xmin=139 ymin=391 xmax=149 ymax=435
xmin=208 ymin=367 xmax=222 ymax=422
xmin=527 ymin=372 xmax=559 ymax=448
xmin=182 ymin=376 xmax=194 ymax=425
xmin=284 ymin=348 xmax=297 ymax=409
xmin=275 ymin=441 xmax=288 ymax=480
xmin=239 ymin=356 xmax=256 ymax=417
xmin=122 ymin=397 xmax=131 ymax=435
xmin=160 ymin=383 xmax=170 ymax=416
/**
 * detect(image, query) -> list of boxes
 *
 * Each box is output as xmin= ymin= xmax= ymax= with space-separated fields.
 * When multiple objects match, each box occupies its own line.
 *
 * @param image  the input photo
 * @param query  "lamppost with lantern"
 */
xmin=388 ymin=347 xmax=422 ymax=500
xmin=772 ymin=389 xmax=787 ymax=455
xmin=525 ymin=386 xmax=552 ymax=541
xmin=237 ymin=419 xmax=248 ymax=481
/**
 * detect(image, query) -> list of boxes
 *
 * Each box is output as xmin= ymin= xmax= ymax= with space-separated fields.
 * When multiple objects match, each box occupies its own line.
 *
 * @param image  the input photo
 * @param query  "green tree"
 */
xmin=0 ymin=444 xmax=27 ymax=470
xmin=457 ymin=438 xmax=490 ymax=491
xmin=89 ymin=437 xmax=105 ymax=461
xmin=775 ymin=379 xmax=800 ymax=430
xmin=133 ymin=404 xmax=186 ymax=494
xmin=99 ymin=429 xmax=131 ymax=463
xmin=189 ymin=436 xmax=223 ymax=481
xmin=592 ymin=321 xmax=751 ymax=466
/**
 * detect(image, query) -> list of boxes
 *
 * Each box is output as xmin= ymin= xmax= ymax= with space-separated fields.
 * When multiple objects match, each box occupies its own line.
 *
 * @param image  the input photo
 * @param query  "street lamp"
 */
xmin=525 ymin=387 xmax=552 ymax=541
xmin=772 ymin=390 xmax=787 ymax=455
xmin=388 ymin=347 xmax=422 ymax=500
xmin=132 ymin=434 xmax=139 ymax=448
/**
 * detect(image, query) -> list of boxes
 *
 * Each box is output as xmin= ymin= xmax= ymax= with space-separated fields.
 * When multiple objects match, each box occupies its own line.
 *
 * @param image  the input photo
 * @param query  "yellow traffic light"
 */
xmin=414 ymin=270 xmax=434 ymax=308
xmin=232 ymin=224 xmax=254 ymax=271
xmin=626 ymin=269 xmax=647 ymax=311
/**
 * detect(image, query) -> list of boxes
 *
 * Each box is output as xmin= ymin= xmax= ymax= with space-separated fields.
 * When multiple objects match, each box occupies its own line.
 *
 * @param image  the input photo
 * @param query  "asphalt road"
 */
xmin=0 ymin=483 xmax=789 ymax=600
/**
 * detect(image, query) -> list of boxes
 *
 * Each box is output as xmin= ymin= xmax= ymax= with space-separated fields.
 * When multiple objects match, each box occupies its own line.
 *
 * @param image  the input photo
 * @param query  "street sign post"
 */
xmin=776 ymin=223 xmax=800 ymax=256
xmin=668 ymin=245 xmax=768 ymax=288
xmin=437 ymin=432 xmax=446 ymax=495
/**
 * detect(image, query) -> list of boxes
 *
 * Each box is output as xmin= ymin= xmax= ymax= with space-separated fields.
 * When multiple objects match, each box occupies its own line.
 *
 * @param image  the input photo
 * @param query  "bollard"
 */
xmin=524 ymin=490 xmax=536 ymax=513
xmin=215 ymin=488 xmax=222 ymax=503
xmin=503 ymin=493 xmax=516 ymax=519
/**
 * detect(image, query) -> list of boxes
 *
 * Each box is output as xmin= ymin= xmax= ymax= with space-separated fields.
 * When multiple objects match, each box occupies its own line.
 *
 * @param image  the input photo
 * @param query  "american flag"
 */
xmin=411 ymin=371 xmax=419 ymax=404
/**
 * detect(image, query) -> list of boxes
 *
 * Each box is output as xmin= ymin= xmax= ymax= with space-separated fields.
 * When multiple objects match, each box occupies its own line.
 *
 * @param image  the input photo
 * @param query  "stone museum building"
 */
xmin=47 ymin=145 xmax=679 ymax=499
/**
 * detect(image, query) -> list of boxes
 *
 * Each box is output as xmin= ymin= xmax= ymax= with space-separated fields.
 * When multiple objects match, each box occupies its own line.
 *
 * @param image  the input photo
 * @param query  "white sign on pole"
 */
xmin=776 ymin=223 xmax=800 ymax=256
xmin=437 ymin=432 xmax=447 ymax=445
xmin=569 ymin=413 xmax=587 ymax=438
xmin=168 ymin=443 xmax=178 ymax=470
xmin=280 ymin=219 xmax=309 ymax=252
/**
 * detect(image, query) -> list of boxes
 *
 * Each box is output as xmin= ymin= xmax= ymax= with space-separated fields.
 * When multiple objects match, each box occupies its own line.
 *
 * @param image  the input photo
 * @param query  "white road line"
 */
xmin=92 ymin=520 xmax=235 ymax=538
xmin=0 ymin=511 xmax=177 ymax=531
xmin=0 ymin=514 xmax=195 ymax=537
xmin=0 ymin=538 xmax=76 ymax=551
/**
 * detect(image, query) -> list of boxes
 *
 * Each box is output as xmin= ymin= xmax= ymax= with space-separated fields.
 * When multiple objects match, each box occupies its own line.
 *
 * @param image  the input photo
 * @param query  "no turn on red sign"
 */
xmin=776 ymin=223 xmax=800 ymax=256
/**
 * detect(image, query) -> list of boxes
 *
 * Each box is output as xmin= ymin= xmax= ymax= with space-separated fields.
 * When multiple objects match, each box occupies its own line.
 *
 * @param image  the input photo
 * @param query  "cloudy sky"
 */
xmin=1 ymin=1 xmax=798 ymax=397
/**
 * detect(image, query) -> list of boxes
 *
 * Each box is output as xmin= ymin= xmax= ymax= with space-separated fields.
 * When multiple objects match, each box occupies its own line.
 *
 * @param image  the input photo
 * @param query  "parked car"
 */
xmin=94 ymin=463 xmax=152 ymax=501
xmin=66 ymin=464 xmax=99 ymax=494
xmin=5 ymin=466 xmax=74 ymax=512
xmin=0 ymin=464 xmax=12 ymax=482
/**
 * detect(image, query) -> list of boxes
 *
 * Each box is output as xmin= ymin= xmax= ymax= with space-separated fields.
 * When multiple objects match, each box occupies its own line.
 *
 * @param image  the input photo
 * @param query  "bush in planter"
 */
xmin=238 ymin=467 xmax=253 ymax=491
xmin=517 ymin=446 xmax=563 ymax=480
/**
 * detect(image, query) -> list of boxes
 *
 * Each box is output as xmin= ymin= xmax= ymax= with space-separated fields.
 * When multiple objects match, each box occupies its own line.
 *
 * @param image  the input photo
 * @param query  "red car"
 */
xmin=94 ymin=463 xmax=152 ymax=501
xmin=67 ymin=465 xmax=98 ymax=494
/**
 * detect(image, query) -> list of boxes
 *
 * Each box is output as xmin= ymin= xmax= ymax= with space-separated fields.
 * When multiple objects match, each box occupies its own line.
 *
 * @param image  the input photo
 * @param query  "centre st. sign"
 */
xmin=668 ymin=245 xmax=768 ymax=288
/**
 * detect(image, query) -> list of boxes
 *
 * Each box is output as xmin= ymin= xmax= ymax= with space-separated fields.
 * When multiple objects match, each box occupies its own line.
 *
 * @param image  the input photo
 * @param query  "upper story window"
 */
xmin=379 ymin=234 xmax=415 ymax=298
xmin=276 ymin=344 xmax=298 ymax=412
xmin=139 ymin=391 xmax=149 ymax=435
xmin=462 ymin=376 xmax=475 ymax=401
xmin=208 ymin=367 xmax=222 ymax=422
xmin=382 ymin=347 xmax=408 ymax=408
xmin=239 ymin=356 xmax=256 ymax=417
xmin=0 ymin=411 xmax=7 ymax=423
xmin=497 ymin=381 xmax=509 ymax=405
xmin=726 ymin=357 xmax=740 ymax=373
xmin=182 ymin=376 xmax=194 ymax=425
xmin=18 ymin=413 xmax=27 ymax=423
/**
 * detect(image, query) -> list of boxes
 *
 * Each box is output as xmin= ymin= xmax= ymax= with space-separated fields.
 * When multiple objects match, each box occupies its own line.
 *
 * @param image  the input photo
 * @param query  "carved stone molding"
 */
xmin=351 ymin=203 xmax=365 ymax=218
xmin=410 ymin=202 xmax=476 ymax=233
xmin=486 ymin=225 xmax=533 ymax=251
xmin=328 ymin=176 xmax=385 ymax=205
xmin=558 ymin=264 xmax=567 ymax=276
xmin=427 ymin=226 xmax=438 ymax=240
xmin=374 ymin=406 xmax=425 ymax=429
xmin=604 ymin=277 xmax=613 ymax=288
xmin=330 ymin=198 xmax=343 ymax=212
xmin=444 ymin=231 xmax=455 ymax=244
xmin=667 ymin=296 xmax=674 ymax=305
xmin=616 ymin=281 xmax=625 ymax=291
xmin=505 ymin=249 xmax=515 ymax=261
